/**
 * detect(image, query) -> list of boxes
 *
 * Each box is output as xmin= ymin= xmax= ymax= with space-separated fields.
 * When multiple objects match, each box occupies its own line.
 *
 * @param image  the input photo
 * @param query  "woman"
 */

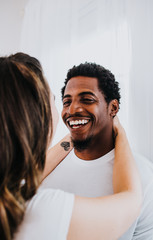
xmin=0 ymin=53 xmax=142 ymax=240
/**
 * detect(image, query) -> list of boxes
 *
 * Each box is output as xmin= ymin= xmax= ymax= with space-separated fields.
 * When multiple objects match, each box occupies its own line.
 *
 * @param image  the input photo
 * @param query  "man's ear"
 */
xmin=109 ymin=99 xmax=119 ymax=118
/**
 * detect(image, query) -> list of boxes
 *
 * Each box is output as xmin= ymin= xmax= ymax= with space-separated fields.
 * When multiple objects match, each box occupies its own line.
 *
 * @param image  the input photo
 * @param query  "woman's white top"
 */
xmin=14 ymin=188 xmax=74 ymax=240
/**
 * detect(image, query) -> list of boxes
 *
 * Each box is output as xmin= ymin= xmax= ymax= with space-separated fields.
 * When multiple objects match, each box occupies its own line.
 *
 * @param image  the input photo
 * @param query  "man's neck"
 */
xmin=74 ymin=133 xmax=114 ymax=160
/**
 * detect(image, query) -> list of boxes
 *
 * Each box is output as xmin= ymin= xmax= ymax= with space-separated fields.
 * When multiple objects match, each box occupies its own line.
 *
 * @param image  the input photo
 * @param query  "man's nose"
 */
xmin=68 ymin=101 xmax=83 ymax=115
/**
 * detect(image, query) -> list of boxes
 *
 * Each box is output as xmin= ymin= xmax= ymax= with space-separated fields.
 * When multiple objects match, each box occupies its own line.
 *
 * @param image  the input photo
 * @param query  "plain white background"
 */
xmin=0 ymin=0 xmax=153 ymax=162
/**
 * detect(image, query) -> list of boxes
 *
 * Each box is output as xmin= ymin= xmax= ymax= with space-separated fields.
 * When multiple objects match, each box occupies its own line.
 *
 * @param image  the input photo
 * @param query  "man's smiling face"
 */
xmin=62 ymin=76 xmax=113 ymax=147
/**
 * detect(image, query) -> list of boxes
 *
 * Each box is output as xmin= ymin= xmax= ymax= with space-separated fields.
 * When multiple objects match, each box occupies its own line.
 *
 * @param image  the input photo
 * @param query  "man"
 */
xmin=41 ymin=62 xmax=153 ymax=239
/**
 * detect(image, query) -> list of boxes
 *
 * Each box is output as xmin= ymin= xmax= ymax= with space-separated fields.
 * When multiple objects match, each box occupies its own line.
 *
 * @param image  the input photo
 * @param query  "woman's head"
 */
xmin=0 ymin=52 xmax=52 ymax=239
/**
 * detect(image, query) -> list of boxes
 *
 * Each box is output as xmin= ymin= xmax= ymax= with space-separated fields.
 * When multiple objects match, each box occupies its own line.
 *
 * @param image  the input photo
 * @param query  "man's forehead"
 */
xmin=63 ymin=76 xmax=105 ymax=100
xmin=64 ymin=76 xmax=99 ymax=92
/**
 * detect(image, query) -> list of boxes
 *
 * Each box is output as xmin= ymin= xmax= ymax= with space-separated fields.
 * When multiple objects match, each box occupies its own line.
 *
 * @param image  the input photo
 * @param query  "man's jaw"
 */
xmin=66 ymin=117 xmax=93 ymax=152
xmin=71 ymin=136 xmax=93 ymax=152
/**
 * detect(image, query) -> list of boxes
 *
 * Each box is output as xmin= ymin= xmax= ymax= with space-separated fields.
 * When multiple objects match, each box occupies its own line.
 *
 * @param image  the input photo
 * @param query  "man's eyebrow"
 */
xmin=63 ymin=91 xmax=96 ymax=99
xmin=78 ymin=91 xmax=96 ymax=97
xmin=63 ymin=94 xmax=71 ymax=99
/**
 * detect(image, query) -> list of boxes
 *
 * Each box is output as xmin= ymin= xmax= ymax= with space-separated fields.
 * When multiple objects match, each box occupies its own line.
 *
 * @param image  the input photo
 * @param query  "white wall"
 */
xmin=126 ymin=0 xmax=153 ymax=161
xmin=0 ymin=0 xmax=153 ymax=162
xmin=0 ymin=0 xmax=27 ymax=55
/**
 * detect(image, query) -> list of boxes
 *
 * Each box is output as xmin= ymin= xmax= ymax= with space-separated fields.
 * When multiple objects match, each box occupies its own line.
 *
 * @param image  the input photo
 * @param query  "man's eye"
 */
xmin=63 ymin=100 xmax=71 ymax=106
xmin=81 ymin=98 xmax=94 ymax=103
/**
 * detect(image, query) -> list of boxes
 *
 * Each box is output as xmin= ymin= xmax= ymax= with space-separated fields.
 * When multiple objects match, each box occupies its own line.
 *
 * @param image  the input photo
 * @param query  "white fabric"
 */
xmin=14 ymin=189 xmax=74 ymax=240
xmin=41 ymin=149 xmax=153 ymax=240
xmin=41 ymin=149 xmax=114 ymax=197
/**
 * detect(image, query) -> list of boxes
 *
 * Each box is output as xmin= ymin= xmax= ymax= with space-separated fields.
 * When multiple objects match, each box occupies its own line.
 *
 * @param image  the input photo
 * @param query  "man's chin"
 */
xmin=72 ymin=136 xmax=92 ymax=152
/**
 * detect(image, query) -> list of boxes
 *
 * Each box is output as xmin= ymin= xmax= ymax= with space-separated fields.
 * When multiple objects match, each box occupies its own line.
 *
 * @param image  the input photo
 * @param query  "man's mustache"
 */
xmin=65 ymin=113 xmax=86 ymax=119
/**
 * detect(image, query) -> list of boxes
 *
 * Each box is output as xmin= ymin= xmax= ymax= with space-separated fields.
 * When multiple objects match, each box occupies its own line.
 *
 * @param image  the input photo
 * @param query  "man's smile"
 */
xmin=66 ymin=117 xmax=91 ymax=130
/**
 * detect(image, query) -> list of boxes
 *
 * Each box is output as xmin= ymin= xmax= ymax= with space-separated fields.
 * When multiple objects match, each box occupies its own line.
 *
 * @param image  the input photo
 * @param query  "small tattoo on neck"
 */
xmin=60 ymin=141 xmax=70 ymax=151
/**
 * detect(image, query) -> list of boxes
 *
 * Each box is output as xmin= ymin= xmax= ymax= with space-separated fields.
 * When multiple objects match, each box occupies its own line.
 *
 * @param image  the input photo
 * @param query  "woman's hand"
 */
xmin=113 ymin=115 xmax=124 ymax=138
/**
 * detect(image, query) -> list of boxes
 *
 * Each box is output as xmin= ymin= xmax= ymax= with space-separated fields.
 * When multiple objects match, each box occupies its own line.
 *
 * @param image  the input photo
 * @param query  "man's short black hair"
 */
xmin=61 ymin=62 xmax=121 ymax=105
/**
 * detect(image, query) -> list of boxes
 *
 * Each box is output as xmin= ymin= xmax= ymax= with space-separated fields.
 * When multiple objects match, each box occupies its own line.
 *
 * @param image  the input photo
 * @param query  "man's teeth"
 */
xmin=69 ymin=119 xmax=89 ymax=126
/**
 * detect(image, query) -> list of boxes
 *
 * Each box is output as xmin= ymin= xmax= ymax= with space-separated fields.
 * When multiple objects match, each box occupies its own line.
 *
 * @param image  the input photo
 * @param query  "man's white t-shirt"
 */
xmin=14 ymin=189 xmax=74 ymax=240
xmin=42 ymin=149 xmax=114 ymax=197
xmin=41 ymin=149 xmax=153 ymax=240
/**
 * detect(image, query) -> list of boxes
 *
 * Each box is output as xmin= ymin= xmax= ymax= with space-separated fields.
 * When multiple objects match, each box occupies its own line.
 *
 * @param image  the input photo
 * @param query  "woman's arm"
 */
xmin=67 ymin=116 xmax=142 ymax=240
xmin=41 ymin=134 xmax=72 ymax=180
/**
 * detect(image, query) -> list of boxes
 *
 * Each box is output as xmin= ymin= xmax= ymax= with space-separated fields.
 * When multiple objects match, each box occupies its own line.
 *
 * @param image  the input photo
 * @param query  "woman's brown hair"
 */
xmin=0 ymin=53 xmax=52 ymax=239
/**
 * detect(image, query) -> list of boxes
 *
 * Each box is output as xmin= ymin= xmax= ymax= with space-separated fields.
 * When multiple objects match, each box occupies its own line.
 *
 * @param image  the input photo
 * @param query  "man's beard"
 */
xmin=72 ymin=136 xmax=93 ymax=152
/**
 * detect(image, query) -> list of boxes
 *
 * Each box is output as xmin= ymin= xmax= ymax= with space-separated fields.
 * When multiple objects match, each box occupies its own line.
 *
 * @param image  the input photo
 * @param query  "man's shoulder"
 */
xmin=119 ymin=153 xmax=153 ymax=240
xmin=133 ymin=152 xmax=153 ymax=174
xmin=133 ymin=152 xmax=153 ymax=190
